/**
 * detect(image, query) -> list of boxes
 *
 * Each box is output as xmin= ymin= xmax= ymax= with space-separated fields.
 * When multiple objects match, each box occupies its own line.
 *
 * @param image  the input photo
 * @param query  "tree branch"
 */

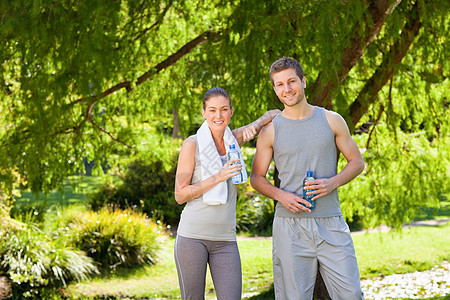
xmin=68 ymin=29 xmax=216 ymax=108
xmin=310 ymin=0 xmax=401 ymax=107
xmin=136 ymin=30 xmax=217 ymax=86
xmin=133 ymin=0 xmax=173 ymax=41
xmin=63 ymin=29 xmax=217 ymax=144
xmin=348 ymin=1 xmax=422 ymax=129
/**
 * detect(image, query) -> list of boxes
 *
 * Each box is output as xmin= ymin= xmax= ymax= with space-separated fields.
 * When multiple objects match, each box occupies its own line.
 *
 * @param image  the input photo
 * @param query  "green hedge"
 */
xmin=65 ymin=208 xmax=162 ymax=271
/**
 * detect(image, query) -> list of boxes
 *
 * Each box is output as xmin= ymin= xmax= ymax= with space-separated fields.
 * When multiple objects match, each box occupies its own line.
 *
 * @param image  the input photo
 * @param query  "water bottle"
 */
xmin=227 ymin=144 xmax=243 ymax=184
xmin=302 ymin=171 xmax=316 ymax=210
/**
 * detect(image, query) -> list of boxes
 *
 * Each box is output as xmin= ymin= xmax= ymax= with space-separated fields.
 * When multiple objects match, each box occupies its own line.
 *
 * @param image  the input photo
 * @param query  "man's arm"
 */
xmin=250 ymin=122 xmax=311 ymax=213
xmin=305 ymin=111 xmax=365 ymax=200
xmin=232 ymin=109 xmax=280 ymax=147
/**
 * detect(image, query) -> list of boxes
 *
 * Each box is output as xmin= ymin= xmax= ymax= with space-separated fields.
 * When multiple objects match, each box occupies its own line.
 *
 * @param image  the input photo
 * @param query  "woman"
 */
xmin=174 ymin=87 xmax=279 ymax=299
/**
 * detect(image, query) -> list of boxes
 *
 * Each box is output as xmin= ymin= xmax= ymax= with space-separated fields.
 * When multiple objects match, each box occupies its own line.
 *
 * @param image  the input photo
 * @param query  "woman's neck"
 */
xmin=210 ymin=128 xmax=226 ymax=155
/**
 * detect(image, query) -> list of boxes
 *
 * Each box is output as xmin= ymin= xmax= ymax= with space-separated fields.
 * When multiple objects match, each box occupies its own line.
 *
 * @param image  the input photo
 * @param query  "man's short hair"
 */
xmin=269 ymin=57 xmax=304 ymax=85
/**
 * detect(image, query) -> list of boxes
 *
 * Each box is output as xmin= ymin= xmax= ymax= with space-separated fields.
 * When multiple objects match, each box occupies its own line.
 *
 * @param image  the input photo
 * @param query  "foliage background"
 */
xmin=0 ymin=0 xmax=448 ymax=233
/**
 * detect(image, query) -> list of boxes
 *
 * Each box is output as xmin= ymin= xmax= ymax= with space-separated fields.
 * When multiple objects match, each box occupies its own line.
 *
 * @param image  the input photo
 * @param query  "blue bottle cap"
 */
xmin=306 ymin=171 xmax=313 ymax=177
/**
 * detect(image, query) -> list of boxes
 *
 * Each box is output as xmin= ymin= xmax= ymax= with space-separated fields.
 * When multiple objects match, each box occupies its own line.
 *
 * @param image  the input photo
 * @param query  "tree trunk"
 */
xmin=172 ymin=108 xmax=181 ymax=138
xmin=313 ymin=270 xmax=331 ymax=300
xmin=348 ymin=0 xmax=422 ymax=129
xmin=310 ymin=0 xmax=400 ymax=108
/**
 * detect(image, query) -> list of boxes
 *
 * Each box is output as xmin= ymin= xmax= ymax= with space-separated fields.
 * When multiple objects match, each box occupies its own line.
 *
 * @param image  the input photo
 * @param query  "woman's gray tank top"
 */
xmin=176 ymin=135 xmax=238 ymax=241
xmin=273 ymin=106 xmax=343 ymax=218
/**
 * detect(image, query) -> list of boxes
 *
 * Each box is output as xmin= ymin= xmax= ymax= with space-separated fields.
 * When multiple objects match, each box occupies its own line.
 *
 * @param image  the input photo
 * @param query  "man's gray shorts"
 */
xmin=273 ymin=216 xmax=364 ymax=300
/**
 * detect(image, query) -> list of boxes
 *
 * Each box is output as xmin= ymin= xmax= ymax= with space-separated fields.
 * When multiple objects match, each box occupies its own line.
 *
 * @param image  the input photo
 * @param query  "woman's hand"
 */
xmin=234 ymin=109 xmax=282 ymax=145
xmin=217 ymin=158 xmax=242 ymax=182
xmin=242 ymin=125 xmax=258 ymax=142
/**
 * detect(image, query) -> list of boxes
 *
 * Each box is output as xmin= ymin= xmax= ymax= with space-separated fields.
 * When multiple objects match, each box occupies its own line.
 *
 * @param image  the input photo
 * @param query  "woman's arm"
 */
xmin=232 ymin=109 xmax=280 ymax=146
xmin=174 ymin=137 xmax=243 ymax=205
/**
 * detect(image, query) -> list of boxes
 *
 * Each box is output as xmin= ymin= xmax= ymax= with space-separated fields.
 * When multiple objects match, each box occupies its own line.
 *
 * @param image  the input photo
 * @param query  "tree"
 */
xmin=0 ymin=0 xmax=448 ymax=224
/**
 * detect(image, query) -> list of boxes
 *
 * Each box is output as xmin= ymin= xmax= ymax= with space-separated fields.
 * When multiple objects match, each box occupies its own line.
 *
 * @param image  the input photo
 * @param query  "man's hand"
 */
xmin=304 ymin=177 xmax=337 ymax=201
xmin=278 ymin=190 xmax=312 ymax=213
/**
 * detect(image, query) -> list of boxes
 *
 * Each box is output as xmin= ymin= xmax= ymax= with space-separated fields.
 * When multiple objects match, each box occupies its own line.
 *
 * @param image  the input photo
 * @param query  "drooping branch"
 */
xmin=68 ymin=29 xmax=217 ymax=109
xmin=348 ymin=1 xmax=422 ymax=129
xmin=136 ymin=30 xmax=218 ymax=86
xmin=63 ymin=29 xmax=218 ymax=144
xmin=310 ymin=0 xmax=402 ymax=107
xmin=133 ymin=0 xmax=174 ymax=41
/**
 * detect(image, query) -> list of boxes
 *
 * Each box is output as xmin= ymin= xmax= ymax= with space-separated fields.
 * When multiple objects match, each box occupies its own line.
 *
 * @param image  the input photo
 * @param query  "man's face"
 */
xmin=272 ymin=68 xmax=306 ymax=107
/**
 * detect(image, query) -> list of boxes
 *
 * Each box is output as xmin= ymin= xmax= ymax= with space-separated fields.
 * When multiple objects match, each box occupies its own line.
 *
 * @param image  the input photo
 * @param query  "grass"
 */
xmin=64 ymin=223 xmax=450 ymax=299
xmin=353 ymin=225 xmax=450 ymax=279
xmin=15 ymin=175 xmax=105 ymax=208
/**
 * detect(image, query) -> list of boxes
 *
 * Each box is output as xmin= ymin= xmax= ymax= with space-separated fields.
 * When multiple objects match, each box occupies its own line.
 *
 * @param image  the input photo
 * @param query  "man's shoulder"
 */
xmin=256 ymin=121 xmax=275 ymax=146
xmin=322 ymin=108 xmax=346 ymax=127
xmin=260 ymin=120 xmax=275 ymax=135
xmin=321 ymin=107 xmax=341 ymax=118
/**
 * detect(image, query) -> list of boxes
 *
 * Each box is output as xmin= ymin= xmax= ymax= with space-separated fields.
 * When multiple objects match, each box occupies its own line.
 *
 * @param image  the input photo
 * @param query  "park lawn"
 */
xmin=15 ymin=175 xmax=105 ymax=208
xmin=354 ymin=224 xmax=450 ymax=279
xmin=66 ymin=224 xmax=450 ymax=299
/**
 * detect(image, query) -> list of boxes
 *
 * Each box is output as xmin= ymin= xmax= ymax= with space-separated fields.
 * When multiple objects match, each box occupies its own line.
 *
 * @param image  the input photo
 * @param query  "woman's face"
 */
xmin=201 ymin=95 xmax=234 ymax=132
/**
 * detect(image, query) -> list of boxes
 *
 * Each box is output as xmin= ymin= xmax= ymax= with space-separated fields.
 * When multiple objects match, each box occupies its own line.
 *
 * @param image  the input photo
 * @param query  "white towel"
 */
xmin=196 ymin=120 xmax=248 ymax=205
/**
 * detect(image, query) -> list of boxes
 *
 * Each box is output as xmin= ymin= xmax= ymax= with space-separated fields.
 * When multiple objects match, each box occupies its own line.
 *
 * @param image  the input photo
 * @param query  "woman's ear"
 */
xmin=201 ymin=109 xmax=206 ymax=119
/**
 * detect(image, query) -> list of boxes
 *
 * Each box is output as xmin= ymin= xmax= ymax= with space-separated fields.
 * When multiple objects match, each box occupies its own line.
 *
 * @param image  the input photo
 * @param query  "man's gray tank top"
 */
xmin=176 ymin=135 xmax=238 ymax=241
xmin=273 ymin=106 xmax=343 ymax=218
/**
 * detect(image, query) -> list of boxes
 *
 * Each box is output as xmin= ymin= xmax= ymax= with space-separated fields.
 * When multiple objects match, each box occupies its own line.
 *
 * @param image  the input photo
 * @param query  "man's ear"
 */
xmin=201 ymin=109 xmax=206 ymax=119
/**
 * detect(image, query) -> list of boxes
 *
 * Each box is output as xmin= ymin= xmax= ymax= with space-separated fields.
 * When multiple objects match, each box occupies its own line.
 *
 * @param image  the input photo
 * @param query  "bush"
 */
xmin=66 ymin=208 xmax=162 ymax=271
xmin=0 ymin=226 xmax=97 ymax=299
xmin=10 ymin=200 xmax=48 ymax=224
xmin=236 ymin=184 xmax=275 ymax=236
xmin=89 ymin=158 xmax=182 ymax=227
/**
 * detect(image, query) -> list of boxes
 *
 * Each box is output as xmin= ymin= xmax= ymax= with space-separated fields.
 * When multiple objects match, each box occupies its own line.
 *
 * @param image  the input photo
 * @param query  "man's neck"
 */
xmin=281 ymin=102 xmax=315 ymax=120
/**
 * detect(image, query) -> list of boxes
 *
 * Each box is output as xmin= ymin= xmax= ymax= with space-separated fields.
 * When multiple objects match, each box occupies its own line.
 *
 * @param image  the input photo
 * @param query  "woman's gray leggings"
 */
xmin=174 ymin=235 xmax=242 ymax=300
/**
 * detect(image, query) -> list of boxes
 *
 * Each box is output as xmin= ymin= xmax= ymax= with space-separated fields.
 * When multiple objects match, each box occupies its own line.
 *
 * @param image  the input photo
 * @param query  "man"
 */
xmin=250 ymin=57 xmax=365 ymax=300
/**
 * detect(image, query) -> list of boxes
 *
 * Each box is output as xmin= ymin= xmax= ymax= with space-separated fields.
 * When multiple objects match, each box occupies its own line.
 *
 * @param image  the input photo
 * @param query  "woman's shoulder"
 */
xmin=180 ymin=135 xmax=197 ymax=155
xmin=183 ymin=135 xmax=197 ymax=145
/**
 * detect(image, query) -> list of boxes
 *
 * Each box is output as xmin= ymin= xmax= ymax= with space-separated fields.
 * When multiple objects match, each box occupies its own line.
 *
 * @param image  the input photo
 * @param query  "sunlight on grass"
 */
xmin=354 ymin=224 xmax=450 ymax=279
xmin=15 ymin=176 xmax=105 ymax=207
